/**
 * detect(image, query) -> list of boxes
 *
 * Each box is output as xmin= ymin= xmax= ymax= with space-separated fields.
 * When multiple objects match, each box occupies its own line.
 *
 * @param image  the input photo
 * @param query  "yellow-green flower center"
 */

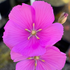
xmin=27 ymin=56 xmax=45 ymax=69
xmin=25 ymin=23 xmax=42 ymax=40
xmin=34 ymin=56 xmax=40 ymax=60
xmin=31 ymin=30 xmax=36 ymax=35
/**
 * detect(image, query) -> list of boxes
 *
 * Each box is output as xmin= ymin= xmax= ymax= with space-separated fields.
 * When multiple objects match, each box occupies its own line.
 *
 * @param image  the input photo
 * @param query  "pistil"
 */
xmin=31 ymin=30 xmax=36 ymax=35
xmin=34 ymin=56 xmax=40 ymax=60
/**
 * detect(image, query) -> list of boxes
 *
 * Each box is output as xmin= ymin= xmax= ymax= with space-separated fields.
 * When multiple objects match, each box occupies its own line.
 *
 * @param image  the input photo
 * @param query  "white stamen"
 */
xmin=25 ymin=29 xmax=31 ymax=32
xmin=39 ymin=59 xmax=45 ymax=62
xmin=35 ymin=60 xmax=37 ymax=67
xmin=27 ymin=57 xmax=33 ymax=59
xmin=36 ymin=29 xmax=42 ymax=32
xmin=35 ymin=35 xmax=40 ymax=39
xmin=28 ymin=35 xmax=32 ymax=40
xmin=33 ymin=23 xmax=35 ymax=30
xmin=41 ymin=60 xmax=45 ymax=62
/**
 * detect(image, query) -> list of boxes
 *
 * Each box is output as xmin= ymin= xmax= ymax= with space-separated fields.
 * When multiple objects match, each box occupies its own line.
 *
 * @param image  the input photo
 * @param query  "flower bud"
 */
xmin=58 ymin=12 xmax=68 ymax=24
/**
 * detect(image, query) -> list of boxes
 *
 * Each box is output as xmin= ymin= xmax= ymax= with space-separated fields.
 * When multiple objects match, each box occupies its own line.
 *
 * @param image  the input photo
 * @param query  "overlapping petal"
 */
xmin=3 ymin=20 xmax=46 ymax=56
xmin=9 ymin=3 xmax=35 ymax=30
xmin=10 ymin=46 xmax=66 ymax=70
xmin=38 ymin=23 xmax=63 ymax=46
xmin=3 ymin=3 xmax=36 ymax=49
xmin=40 ymin=46 xmax=66 ymax=70
xmin=3 ymin=20 xmax=29 ymax=49
xmin=10 ymin=51 xmax=26 ymax=62
xmin=32 ymin=1 xmax=55 ymax=29
xmin=11 ymin=51 xmax=35 ymax=70
xmin=16 ymin=60 xmax=35 ymax=70
xmin=12 ymin=39 xmax=46 ymax=56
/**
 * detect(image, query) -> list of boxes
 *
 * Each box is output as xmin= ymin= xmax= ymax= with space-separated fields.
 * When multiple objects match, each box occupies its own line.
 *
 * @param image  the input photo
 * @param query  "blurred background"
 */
xmin=0 ymin=0 xmax=70 ymax=70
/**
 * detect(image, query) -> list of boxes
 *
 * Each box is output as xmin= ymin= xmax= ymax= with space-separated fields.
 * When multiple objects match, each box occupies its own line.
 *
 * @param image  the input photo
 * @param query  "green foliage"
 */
xmin=0 ymin=42 xmax=13 ymax=68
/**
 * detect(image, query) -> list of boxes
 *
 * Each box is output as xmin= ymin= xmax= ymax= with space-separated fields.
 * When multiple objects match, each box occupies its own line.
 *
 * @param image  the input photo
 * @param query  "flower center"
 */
xmin=25 ymin=23 xmax=42 ymax=40
xmin=31 ymin=30 xmax=36 ymax=35
xmin=34 ymin=56 xmax=39 ymax=60
xmin=27 ymin=56 xmax=45 ymax=69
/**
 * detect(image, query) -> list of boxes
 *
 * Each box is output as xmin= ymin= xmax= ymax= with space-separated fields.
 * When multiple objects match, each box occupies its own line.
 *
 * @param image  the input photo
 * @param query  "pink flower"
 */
xmin=3 ymin=1 xmax=63 ymax=56
xmin=10 ymin=46 xmax=66 ymax=70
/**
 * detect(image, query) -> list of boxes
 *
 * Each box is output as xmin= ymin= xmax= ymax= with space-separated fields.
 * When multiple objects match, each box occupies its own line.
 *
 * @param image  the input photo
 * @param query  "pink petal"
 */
xmin=29 ymin=44 xmax=46 ymax=56
xmin=3 ymin=20 xmax=29 ymax=49
xmin=3 ymin=20 xmax=46 ymax=56
xmin=32 ymin=1 xmax=55 ymax=29
xmin=40 ymin=46 xmax=66 ymax=70
xmin=38 ymin=23 xmax=63 ymax=46
xmin=10 ymin=51 xmax=26 ymax=62
xmin=12 ymin=38 xmax=46 ymax=56
xmin=36 ymin=61 xmax=53 ymax=70
xmin=9 ymin=3 xmax=35 ymax=30
xmin=16 ymin=60 xmax=35 ymax=70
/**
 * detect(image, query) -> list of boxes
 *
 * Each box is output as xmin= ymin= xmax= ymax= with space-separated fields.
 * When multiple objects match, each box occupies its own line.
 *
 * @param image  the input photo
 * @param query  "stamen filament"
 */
xmin=36 ymin=29 xmax=42 ymax=32
xmin=41 ymin=60 xmax=45 ymax=62
xmin=27 ymin=57 xmax=33 ymax=59
xmin=35 ymin=60 xmax=37 ymax=67
xmin=28 ymin=35 xmax=32 ymax=40
xmin=25 ymin=29 xmax=31 ymax=32
xmin=39 ymin=59 xmax=45 ymax=62
xmin=34 ymin=60 xmax=37 ymax=70
xmin=33 ymin=23 xmax=35 ymax=30
xmin=35 ymin=35 xmax=40 ymax=39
